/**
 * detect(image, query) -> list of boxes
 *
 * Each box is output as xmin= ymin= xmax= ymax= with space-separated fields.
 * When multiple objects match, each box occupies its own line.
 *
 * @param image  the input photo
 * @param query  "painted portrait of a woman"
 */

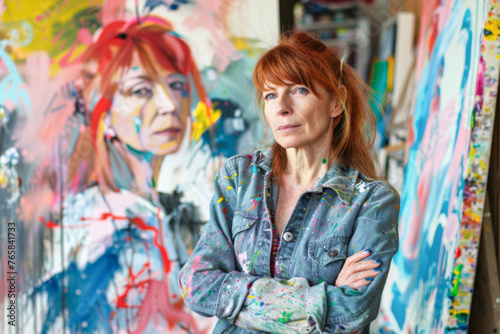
xmin=36 ymin=16 xmax=219 ymax=333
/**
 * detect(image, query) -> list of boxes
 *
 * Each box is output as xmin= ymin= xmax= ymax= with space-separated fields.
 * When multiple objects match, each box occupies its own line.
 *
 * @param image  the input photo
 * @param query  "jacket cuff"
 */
xmin=306 ymin=283 xmax=328 ymax=333
xmin=215 ymin=271 xmax=259 ymax=320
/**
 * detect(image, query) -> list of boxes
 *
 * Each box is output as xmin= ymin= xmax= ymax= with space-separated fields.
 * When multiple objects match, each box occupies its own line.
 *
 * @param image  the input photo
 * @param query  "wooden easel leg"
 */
xmin=469 ymin=192 xmax=500 ymax=331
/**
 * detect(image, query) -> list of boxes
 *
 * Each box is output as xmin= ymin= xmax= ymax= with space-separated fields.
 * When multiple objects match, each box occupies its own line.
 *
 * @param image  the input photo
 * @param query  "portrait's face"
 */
xmin=110 ymin=54 xmax=190 ymax=156
xmin=262 ymin=81 xmax=342 ymax=150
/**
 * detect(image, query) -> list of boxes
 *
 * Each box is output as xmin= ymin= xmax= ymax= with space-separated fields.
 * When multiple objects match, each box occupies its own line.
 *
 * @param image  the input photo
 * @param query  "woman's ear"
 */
xmin=330 ymin=85 xmax=347 ymax=118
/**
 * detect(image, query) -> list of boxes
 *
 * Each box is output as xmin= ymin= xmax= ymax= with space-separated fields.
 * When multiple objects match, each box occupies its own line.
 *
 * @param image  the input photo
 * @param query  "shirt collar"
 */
xmin=253 ymin=148 xmax=359 ymax=205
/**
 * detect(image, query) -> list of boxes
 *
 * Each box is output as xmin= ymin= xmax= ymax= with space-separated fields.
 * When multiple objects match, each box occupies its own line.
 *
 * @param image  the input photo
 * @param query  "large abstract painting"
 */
xmin=0 ymin=1 xmax=278 ymax=333
xmin=375 ymin=0 xmax=500 ymax=333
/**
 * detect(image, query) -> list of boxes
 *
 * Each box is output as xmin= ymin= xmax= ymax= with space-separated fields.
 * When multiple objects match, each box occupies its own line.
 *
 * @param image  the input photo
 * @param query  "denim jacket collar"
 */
xmin=252 ymin=148 xmax=360 ymax=205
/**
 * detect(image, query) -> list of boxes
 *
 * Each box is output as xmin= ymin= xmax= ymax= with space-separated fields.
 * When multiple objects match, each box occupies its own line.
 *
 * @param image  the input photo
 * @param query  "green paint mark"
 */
xmin=333 ymin=222 xmax=338 ymax=230
xmin=346 ymin=289 xmax=362 ymax=296
xmin=340 ymin=98 xmax=347 ymax=113
xmin=222 ymin=90 xmax=227 ymax=95
xmin=319 ymin=278 xmax=323 ymax=284
xmin=322 ymin=158 xmax=327 ymax=164
xmin=329 ymin=302 xmax=337 ymax=306
xmin=450 ymin=264 xmax=464 ymax=297
xmin=248 ymin=250 xmax=261 ymax=271
xmin=200 ymin=297 xmax=206 ymax=302
xmin=278 ymin=311 xmax=293 ymax=323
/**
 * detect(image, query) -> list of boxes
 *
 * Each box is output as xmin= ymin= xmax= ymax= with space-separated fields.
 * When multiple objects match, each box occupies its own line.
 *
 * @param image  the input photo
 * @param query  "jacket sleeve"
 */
xmin=178 ymin=158 xmax=260 ymax=319
xmin=234 ymin=182 xmax=400 ymax=334
xmin=311 ymin=182 xmax=399 ymax=333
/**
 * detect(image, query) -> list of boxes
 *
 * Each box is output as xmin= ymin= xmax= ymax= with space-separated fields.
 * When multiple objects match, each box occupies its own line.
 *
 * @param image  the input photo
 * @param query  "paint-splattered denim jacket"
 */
xmin=179 ymin=149 xmax=400 ymax=334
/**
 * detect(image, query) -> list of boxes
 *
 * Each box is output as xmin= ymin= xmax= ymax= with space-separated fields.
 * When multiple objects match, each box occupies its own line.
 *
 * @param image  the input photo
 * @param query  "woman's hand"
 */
xmin=335 ymin=249 xmax=382 ymax=289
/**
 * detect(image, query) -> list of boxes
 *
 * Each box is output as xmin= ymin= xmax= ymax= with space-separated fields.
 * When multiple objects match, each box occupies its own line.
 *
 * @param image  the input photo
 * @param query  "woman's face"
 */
xmin=262 ymin=82 xmax=343 ymax=150
xmin=110 ymin=55 xmax=190 ymax=156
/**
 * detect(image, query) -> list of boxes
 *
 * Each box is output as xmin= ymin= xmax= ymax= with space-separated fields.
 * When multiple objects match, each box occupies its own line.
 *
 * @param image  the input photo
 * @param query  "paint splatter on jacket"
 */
xmin=179 ymin=148 xmax=400 ymax=333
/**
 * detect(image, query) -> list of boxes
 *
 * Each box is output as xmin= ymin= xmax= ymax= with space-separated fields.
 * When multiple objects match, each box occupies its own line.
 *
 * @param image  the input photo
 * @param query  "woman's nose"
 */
xmin=154 ymin=84 xmax=176 ymax=115
xmin=274 ymin=96 xmax=292 ymax=116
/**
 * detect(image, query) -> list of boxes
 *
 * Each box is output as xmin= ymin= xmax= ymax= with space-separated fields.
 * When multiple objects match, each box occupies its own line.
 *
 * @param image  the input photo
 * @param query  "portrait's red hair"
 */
xmin=68 ymin=17 xmax=212 ymax=192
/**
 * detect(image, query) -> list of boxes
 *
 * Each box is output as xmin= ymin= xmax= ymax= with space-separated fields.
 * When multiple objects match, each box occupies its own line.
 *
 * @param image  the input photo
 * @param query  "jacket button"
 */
xmin=328 ymin=249 xmax=339 ymax=257
xmin=283 ymin=232 xmax=294 ymax=242
xmin=304 ymin=194 xmax=311 ymax=200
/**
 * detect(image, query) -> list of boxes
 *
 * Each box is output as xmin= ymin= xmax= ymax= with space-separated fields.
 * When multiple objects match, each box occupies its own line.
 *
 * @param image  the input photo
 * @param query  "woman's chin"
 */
xmin=148 ymin=143 xmax=181 ymax=156
xmin=275 ymin=139 xmax=305 ymax=150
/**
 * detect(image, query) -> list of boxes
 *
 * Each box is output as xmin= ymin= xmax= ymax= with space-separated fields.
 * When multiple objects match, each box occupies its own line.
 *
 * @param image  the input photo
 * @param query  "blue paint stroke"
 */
xmin=389 ymin=1 xmax=481 ymax=331
xmin=31 ymin=232 xmax=125 ymax=333
xmin=0 ymin=44 xmax=32 ymax=114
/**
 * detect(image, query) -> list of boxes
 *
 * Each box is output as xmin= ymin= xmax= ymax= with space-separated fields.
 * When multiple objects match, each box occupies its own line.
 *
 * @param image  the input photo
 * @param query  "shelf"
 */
xmin=322 ymin=38 xmax=357 ymax=48
xmin=310 ymin=1 xmax=359 ymax=12
xmin=296 ymin=19 xmax=358 ymax=31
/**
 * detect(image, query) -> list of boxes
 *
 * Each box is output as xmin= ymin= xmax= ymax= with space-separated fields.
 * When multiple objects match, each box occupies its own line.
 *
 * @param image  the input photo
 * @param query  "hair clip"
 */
xmin=338 ymin=41 xmax=348 ymax=88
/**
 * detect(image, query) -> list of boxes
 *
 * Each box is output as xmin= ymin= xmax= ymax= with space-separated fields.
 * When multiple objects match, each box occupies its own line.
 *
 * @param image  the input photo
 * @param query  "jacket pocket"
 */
xmin=308 ymin=237 xmax=348 ymax=285
xmin=231 ymin=210 xmax=258 ymax=236
xmin=231 ymin=211 xmax=258 ymax=273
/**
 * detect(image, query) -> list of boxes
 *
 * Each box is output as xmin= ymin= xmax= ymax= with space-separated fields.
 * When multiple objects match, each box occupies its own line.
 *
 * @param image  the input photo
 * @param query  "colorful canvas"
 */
xmin=0 ymin=1 xmax=278 ymax=333
xmin=375 ymin=0 xmax=500 ymax=333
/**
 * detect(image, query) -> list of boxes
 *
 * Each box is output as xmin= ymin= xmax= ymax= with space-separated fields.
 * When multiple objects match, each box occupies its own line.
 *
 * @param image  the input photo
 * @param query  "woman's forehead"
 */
xmin=120 ymin=54 xmax=185 ymax=82
xmin=262 ymin=80 xmax=296 ymax=91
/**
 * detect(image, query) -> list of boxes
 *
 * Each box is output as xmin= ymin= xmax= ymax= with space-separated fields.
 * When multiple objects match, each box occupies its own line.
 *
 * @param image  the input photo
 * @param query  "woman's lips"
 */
xmin=277 ymin=124 xmax=300 ymax=132
xmin=153 ymin=127 xmax=182 ymax=135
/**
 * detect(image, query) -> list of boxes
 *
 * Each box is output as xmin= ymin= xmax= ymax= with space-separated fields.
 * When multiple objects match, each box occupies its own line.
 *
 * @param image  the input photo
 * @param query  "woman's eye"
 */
xmin=296 ymin=87 xmax=309 ymax=94
xmin=169 ymin=81 xmax=186 ymax=91
xmin=264 ymin=93 xmax=277 ymax=100
xmin=132 ymin=87 xmax=153 ymax=98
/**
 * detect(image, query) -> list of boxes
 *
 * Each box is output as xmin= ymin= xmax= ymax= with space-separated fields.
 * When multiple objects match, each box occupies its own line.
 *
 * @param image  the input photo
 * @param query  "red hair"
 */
xmin=253 ymin=32 xmax=381 ymax=180
xmin=69 ymin=17 xmax=211 ymax=192
xmin=84 ymin=16 xmax=208 ymax=102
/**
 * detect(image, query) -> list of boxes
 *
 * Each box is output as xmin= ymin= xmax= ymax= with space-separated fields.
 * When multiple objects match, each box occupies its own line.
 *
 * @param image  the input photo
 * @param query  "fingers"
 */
xmin=343 ymin=249 xmax=372 ymax=266
xmin=344 ymin=267 xmax=382 ymax=289
xmin=335 ymin=250 xmax=384 ymax=288
xmin=343 ymin=250 xmax=381 ymax=276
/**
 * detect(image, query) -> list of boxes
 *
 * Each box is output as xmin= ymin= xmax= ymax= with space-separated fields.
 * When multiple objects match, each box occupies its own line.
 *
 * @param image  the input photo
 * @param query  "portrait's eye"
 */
xmin=132 ymin=87 xmax=153 ymax=98
xmin=169 ymin=81 xmax=186 ymax=91
xmin=264 ymin=93 xmax=277 ymax=100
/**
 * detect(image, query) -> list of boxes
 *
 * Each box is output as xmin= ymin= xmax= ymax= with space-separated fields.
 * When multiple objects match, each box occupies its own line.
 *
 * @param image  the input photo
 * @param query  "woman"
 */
xmin=36 ymin=17 xmax=218 ymax=333
xmin=179 ymin=32 xmax=400 ymax=333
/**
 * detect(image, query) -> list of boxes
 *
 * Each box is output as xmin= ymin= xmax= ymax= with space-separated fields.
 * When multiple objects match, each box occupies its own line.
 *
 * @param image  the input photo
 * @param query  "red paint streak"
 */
xmin=39 ymin=216 xmax=59 ymax=228
xmin=39 ymin=216 xmax=89 ymax=229
xmin=455 ymin=247 xmax=461 ymax=259
xmin=81 ymin=213 xmax=128 ymax=221
xmin=90 ymin=98 xmax=112 ymax=152
xmin=116 ymin=262 xmax=150 ymax=309
xmin=129 ymin=216 xmax=171 ymax=274
xmin=80 ymin=212 xmax=171 ymax=274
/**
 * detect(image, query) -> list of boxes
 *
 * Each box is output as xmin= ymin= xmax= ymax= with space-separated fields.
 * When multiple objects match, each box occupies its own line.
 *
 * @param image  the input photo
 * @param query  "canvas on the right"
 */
xmin=375 ymin=0 xmax=500 ymax=332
